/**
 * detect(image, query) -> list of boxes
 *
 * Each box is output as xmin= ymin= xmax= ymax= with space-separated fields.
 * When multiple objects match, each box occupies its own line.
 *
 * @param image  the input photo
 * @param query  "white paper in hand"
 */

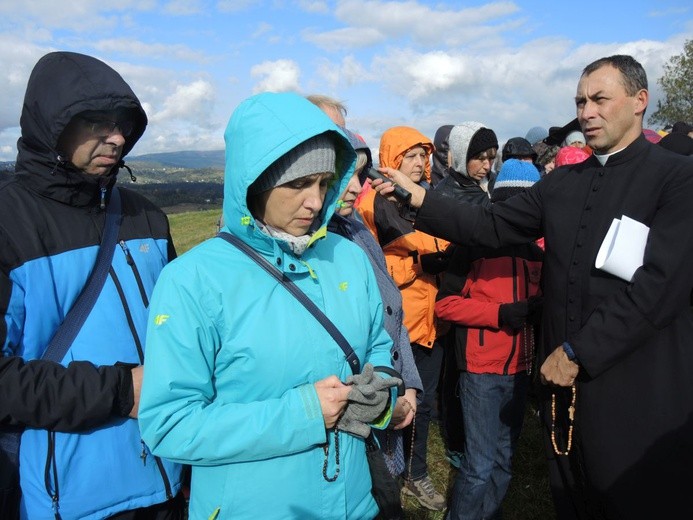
xmin=595 ymin=215 xmax=649 ymax=282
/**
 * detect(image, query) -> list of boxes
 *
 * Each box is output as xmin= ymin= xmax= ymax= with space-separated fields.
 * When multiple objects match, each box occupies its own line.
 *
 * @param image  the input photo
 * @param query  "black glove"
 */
xmin=527 ymin=296 xmax=544 ymax=325
xmin=419 ymin=252 xmax=450 ymax=275
xmin=498 ymin=301 xmax=530 ymax=330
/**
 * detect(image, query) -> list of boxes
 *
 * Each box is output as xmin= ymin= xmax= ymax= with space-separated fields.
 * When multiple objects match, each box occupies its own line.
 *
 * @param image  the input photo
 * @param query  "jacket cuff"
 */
xmin=113 ymin=363 xmax=137 ymax=417
xmin=562 ymin=342 xmax=578 ymax=362
xmin=370 ymin=386 xmax=397 ymax=431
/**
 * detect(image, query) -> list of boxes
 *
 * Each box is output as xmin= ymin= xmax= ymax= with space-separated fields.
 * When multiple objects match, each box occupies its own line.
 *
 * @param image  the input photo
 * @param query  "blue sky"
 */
xmin=0 ymin=0 xmax=691 ymax=162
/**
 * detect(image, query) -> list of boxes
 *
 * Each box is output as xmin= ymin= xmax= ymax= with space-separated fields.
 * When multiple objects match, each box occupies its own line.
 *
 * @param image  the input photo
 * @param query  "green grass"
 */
xmin=168 ymin=208 xmax=222 ymax=254
xmin=168 ymin=209 xmax=554 ymax=519
xmin=401 ymin=402 xmax=553 ymax=520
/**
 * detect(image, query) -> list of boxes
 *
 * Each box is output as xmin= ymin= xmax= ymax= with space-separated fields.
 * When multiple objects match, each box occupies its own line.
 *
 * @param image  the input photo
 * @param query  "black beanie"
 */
xmin=466 ymin=128 xmax=499 ymax=162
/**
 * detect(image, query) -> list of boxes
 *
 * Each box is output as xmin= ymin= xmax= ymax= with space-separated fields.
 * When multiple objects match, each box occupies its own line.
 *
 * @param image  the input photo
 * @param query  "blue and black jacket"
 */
xmin=0 ymin=52 xmax=182 ymax=519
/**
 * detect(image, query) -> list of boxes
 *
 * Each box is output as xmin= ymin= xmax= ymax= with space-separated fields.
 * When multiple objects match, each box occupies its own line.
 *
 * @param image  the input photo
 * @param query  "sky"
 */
xmin=0 ymin=0 xmax=691 ymax=162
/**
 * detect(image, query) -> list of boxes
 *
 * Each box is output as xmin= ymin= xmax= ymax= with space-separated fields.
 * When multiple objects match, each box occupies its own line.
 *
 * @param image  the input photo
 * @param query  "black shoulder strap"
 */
xmin=217 ymin=231 xmax=361 ymax=374
xmin=43 ymin=188 xmax=123 ymax=362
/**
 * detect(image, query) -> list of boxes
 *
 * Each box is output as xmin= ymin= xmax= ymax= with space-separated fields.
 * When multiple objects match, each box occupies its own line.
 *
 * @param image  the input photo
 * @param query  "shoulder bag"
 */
xmin=217 ymin=231 xmax=404 ymax=520
xmin=0 ymin=188 xmax=123 ymax=518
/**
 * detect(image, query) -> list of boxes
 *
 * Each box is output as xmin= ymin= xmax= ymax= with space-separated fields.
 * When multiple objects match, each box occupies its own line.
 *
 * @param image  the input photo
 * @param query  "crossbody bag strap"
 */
xmin=217 ymin=231 xmax=361 ymax=374
xmin=43 ymin=187 xmax=123 ymax=362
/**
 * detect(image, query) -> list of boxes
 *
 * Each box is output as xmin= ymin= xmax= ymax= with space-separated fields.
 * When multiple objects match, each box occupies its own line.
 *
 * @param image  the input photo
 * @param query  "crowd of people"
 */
xmin=1 ymin=49 xmax=692 ymax=520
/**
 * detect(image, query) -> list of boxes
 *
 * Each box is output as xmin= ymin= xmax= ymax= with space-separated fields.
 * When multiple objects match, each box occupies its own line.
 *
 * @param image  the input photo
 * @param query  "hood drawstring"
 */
xmin=50 ymin=154 xmax=67 ymax=176
xmin=119 ymin=160 xmax=137 ymax=182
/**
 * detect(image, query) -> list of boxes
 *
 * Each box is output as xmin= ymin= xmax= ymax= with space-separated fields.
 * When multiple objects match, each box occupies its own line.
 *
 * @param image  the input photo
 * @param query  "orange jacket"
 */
xmin=357 ymin=127 xmax=449 ymax=348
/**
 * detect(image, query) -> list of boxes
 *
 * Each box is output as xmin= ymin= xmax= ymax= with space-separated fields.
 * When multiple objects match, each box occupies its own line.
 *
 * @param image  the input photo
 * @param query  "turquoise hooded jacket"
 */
xmin=138 ymin=93 xmax=395 ymax=520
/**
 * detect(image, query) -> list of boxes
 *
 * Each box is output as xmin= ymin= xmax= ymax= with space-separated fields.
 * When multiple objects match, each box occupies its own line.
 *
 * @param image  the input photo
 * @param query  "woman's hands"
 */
xmin=390 ymin=388 xmax=417 ymax=430
xmin=314 ymin=376 xmax=351 ymax=429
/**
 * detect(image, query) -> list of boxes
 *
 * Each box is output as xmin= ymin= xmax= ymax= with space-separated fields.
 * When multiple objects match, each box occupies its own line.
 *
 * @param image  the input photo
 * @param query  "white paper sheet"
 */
xmin=595 ymin=215 xmax=650 ymax=282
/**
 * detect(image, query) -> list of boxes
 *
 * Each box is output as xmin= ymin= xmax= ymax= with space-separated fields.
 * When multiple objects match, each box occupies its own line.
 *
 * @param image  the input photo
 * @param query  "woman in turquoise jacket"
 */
xmin=138 ymin=92 xmax=398 ymax=520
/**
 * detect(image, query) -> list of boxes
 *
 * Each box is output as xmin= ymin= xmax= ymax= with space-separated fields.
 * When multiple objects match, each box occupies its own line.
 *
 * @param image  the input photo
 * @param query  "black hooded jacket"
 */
xmin=0 ymin=52 xmax=179 ymax=518
xmin=430 ymin=125 xmax=453 ymax=187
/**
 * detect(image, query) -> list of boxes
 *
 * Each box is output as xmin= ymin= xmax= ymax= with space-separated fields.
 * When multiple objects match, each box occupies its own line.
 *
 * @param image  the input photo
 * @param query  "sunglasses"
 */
xmin=78 ymin=116 xmax=135 ymax=138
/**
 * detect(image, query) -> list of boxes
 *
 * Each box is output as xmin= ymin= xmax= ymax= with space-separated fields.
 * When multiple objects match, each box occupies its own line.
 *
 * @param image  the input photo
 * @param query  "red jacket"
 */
xmin=436 ymin=243 xmax=542 ymax=374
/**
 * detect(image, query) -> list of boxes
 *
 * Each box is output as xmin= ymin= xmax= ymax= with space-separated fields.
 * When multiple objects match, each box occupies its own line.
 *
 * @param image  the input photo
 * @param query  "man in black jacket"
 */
xmin=372 ymin=55 xmax=693 ymax=520
xmin=0 ymin=52 xmax=183 ymax=519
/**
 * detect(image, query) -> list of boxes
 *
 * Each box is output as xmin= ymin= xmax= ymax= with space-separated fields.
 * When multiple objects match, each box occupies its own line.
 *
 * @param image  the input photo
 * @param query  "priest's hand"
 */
xmin=370 ymin=167 xmax=426 ymax=208
xmin=540 ymin=346 xmax=579 ymax=387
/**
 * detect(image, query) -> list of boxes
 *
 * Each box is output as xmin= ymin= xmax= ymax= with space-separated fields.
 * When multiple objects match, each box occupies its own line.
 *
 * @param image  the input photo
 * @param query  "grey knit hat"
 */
xmin=250 ymin=134 xmax=336 ymax=194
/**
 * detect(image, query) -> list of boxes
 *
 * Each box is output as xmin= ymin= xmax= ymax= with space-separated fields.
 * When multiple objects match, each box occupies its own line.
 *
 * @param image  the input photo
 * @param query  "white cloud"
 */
xmin=163 ymin=0 xmax=204 ymax=15
xmin=1 ymin=0 xmax=690 ymax=162
xmin=252 ymin=22 xmax=273 ymax=38
xmin=0 ymin=37 xmax=57 ymax=132
xmin=648 ymin=7 xmax=689 ymax=18
xmin=94 ymin=39 xmax=209 ymax=62
xmin=298 ymin=0 xmax=329 ymax=13
xmin=217 ymin=0 xmax=257 ymax=13
xmin=251 ymin=59 xmax=301 ymax=93
xmin=303 ymin=27 xmax=385 ymax=50
xmin=0 ymin=144 xmax=14 ymax=158
xmin=149 ymin=80 xmax=216 ymax=123
xmin=329 ymin=0 xmax=521 ymax=47
xmin=135 ymin=79 xmax=223 ymax=155
xmin=316 ymin=55 xmax=371 ymax=89
xmin=0 ymin=0 xmax=156 ymax=32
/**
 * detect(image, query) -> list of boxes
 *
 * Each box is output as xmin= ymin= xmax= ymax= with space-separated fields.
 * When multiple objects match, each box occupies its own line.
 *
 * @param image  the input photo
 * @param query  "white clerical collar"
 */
xmin=594 ymin=146 xmax=627 ymax=166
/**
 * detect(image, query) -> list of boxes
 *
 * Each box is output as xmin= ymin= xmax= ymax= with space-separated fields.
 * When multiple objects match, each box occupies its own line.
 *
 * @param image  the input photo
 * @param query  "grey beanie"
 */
xmin=448 ymin=121 xmax=483 ymax=175
xmin=250 ymin=134 xmax=336 ymax=194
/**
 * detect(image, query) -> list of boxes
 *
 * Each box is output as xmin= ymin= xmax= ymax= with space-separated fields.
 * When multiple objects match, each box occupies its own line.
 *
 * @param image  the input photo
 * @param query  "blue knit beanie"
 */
xmin=491 ymin=159 xmax=541 ymax=202
xmin=525 ymin=126 xmax=549 ymax=145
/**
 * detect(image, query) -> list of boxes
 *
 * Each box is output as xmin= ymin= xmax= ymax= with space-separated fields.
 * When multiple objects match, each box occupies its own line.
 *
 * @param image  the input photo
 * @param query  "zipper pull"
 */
xmin=119 ymin=240 xmax=134 ymax=266
xmin=140 ymin=440 xmax=148 ymax=466
xmin=99 ymin=186 xmax=107 ymax=210
xmin=51 ymin=494 xmax=60 ymax=518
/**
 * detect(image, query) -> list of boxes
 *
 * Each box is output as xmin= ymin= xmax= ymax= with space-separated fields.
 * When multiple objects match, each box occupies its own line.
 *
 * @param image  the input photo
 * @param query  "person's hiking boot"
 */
xmin=402 ymin=475 xmax=446 ymax=511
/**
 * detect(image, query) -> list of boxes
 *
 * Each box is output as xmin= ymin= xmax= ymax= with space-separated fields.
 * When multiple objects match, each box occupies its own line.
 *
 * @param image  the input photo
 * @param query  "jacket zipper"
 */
xmin=522 ymin=261 xmax=532 ymax=370
xmin=44 ymin=431 xmax=62 ymax=519
xmin=503 ymin=256 xmax=520 ymax=375
xmin=110 ymin=267 xmax=145 ymax=362
xmin=109 ymin=268 xmax=174 ymax=501
xmin=119 ymin=240 xmax=149 ymax=307
xmin=154 ymin=456 xmax=174 ymax=500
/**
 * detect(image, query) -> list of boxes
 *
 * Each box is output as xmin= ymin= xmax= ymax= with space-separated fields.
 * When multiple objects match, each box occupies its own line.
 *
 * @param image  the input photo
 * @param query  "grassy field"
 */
xmin=168 ymin=208 xmax=222 ymax=254
xmin=168 ymin=208 xmax=554 ymax=520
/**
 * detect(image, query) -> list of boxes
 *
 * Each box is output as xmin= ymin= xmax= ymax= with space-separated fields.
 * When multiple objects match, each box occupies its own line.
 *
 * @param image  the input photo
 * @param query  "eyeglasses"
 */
xmin=78 ymin=116 xmax=135 ymax=138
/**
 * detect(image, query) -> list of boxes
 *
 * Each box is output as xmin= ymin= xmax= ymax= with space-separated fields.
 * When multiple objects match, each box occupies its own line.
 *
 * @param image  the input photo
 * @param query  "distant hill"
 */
xmin=0 ymin=150 xmax=226 ymax=210
xmin=128 ymin=150 xmax=225 ymax=170
xmin=0 ymin=150 xmax=225 ymax=173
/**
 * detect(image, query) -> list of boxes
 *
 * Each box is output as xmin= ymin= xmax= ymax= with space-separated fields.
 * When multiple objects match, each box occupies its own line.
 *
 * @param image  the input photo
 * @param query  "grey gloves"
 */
xmin=336 ymin=363 xmax=402 ymax=439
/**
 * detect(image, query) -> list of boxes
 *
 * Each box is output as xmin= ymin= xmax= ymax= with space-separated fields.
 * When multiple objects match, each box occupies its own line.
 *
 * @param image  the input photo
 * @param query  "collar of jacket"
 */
xmin=15 ymin=155 xmax=120 ymax=208
xmin=595 ymin=134 xmax=650 ymax=168
xmin=446 ymin=166 xmax=479 ymax=187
